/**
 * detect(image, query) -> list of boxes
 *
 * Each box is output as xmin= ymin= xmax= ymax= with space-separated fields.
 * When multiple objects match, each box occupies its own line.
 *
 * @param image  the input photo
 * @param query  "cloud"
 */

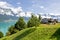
xmin=17 ymin=2 xmax=21 ymax=5
xmin=11 ymin=7 xmax=23 ymax=14
xmin=45 ymin=2 xmax=60 ymax=14
xmin=49 ymin=13 xmax=60 ymax=16
xmin=0 ymin=1 xmax=12 ymax=8
xmin=16 ymin=12 xmax=25 ymax=17
xmin=0 ymin=1 xmax=23 ymax=17
xmin=16 ymin=12 xmax=32 ymax=17
xmin=39 ymin=6 xmax=44 ymax=9
xmin=35 ymin=14 xmax=39 ymax=18
xmin=0 ymin=1 xmax=33 ymax=17
xmin=31 ymin=2 xmax=46 ymax=12
xmin=5 ymin=11 xmax=14 ymax=16
xmin=25 ymin=12 xmax=32 ymax=17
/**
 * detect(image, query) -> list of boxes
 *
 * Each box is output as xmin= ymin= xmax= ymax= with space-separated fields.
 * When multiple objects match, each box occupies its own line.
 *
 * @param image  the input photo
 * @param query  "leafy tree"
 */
xmin=15 ymin=17 xmax=27 ymax=30
xmin=0 ymin=32 xmax=3 ymax=38
xmin=39 ymin=14 xmax=41 ymax=21
xmin=6 ymin=17 xmax=27 ymax=35
xmin=27 ymin=14 xmax=40 ymax=27
xmin=6 ymin=32 xmax=11 ymax=36
xmin=7 ymin=26 xmax=17 ymax=35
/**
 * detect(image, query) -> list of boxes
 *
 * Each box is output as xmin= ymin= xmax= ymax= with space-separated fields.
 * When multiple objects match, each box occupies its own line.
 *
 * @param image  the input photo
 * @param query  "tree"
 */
xmin=6 ymin=32 xmax=11 ymax=36
xmin=7 ymin=25 xmax=17 ymax=35
xmin=6 ymin=17 xmax=27 ymax=35
xmin=39 ymin=14 xmax=41 ymax=21
xmin=27 ymin=14 xmax=40 ymax=27
xmin=15 ymin=17 xmax=27 ymax=30
xmin=0 ymin=32 xmax=3 ymax=38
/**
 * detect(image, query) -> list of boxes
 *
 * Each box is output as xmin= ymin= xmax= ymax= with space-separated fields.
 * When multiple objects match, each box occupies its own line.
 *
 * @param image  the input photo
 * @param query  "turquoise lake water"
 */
xmin=0 ymin=19 xmax=28 ymax=36
xmin=0 ymin=21 xmax=16 ymax=36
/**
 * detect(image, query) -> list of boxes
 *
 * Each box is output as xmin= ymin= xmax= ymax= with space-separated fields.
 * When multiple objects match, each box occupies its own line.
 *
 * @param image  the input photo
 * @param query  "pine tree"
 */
xmin=15 ymin=17 xmax=27 ymax=30
xmin=27 ymin=15 xmax=40 ymax=27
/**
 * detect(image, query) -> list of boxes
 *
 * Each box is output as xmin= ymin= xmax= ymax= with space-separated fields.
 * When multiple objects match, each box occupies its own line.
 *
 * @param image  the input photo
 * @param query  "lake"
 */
xmin=0 ymin=19 xmax=28 ymax=36
xmin=0 ymin=21 xmax=16 ymax=36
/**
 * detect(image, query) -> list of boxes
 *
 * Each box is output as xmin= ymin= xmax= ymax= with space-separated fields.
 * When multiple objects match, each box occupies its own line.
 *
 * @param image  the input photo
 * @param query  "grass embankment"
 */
xmin=0 ymin=23 xmax=60 ymax=40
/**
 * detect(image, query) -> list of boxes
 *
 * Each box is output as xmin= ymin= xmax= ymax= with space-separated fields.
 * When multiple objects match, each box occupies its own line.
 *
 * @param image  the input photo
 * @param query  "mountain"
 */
xmin=0 ymin=7 xmax=60 ymax=22
xmin=0 ymin=7 xmax=32 ymax=21
xmin=0 ymin=7 xmax=19 ymax=21
xmin=0 ymin=14 xmax=18 ymax=21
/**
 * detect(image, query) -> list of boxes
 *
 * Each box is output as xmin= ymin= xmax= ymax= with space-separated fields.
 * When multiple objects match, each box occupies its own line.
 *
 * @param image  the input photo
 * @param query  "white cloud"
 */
xmin=0 ymin=1 xmax=23 ymax=17
xmin=16 ymin=12 xmax=32 ymax=17
xmin=35 ymin=14 xmax=39 ymax=18
xmin=25 ymin=12 xmax=32 ymax=17
xmin=5 ymin=12 xmax=14 ymax=16
xmin=16 ymin=12 xmax=25 ymax=17
xmin=16 ymin=11 xmax=32 ymax=17
xmin=39 ymin=6 xmax=44 ymax=9
xmin=0 ymin=1 xmax=12 ymax=8
xmin=11 ymin=7 xmax=23 ymax=14
xmin=49 ymin=13 xmax=60 ymax=16
xmin=0 ymin=1 xmax=47 ymax=18
xmin=17 ymin=2 xmax=21 ymax=5
xmin=0 ymin=9 xmax=4 ymax=13
xmin=39 ymin=13 xmax=45 ymax=16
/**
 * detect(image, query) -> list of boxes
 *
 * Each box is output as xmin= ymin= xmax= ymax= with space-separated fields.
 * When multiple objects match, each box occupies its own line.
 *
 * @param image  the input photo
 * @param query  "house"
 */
xmin=40 ymin=15 xmax=58 ymax=24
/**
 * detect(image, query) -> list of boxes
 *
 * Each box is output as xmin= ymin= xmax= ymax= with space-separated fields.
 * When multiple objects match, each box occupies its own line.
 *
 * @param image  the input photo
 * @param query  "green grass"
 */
xmin=0 ymin=23 xmax=60 ymax=40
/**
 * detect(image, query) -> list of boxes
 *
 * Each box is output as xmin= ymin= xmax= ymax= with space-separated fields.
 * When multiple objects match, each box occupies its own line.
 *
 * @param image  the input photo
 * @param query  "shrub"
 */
xmin=0 ymin=31 xmax=3 ymax=38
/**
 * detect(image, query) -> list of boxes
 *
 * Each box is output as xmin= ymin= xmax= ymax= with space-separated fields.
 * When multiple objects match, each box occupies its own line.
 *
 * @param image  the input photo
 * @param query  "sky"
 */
xmin=0 ymin=0 xmax=60 ymax=17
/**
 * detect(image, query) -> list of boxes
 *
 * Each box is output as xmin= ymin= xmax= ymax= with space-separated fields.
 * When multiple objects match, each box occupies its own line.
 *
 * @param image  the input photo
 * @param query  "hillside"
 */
xmin=1 ymin=23 xmax=60 ymax=40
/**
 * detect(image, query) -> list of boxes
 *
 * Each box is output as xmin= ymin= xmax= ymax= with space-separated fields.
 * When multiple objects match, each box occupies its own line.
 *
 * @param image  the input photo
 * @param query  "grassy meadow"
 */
xmin=0 ymin=23 xmax=60 ymax=40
